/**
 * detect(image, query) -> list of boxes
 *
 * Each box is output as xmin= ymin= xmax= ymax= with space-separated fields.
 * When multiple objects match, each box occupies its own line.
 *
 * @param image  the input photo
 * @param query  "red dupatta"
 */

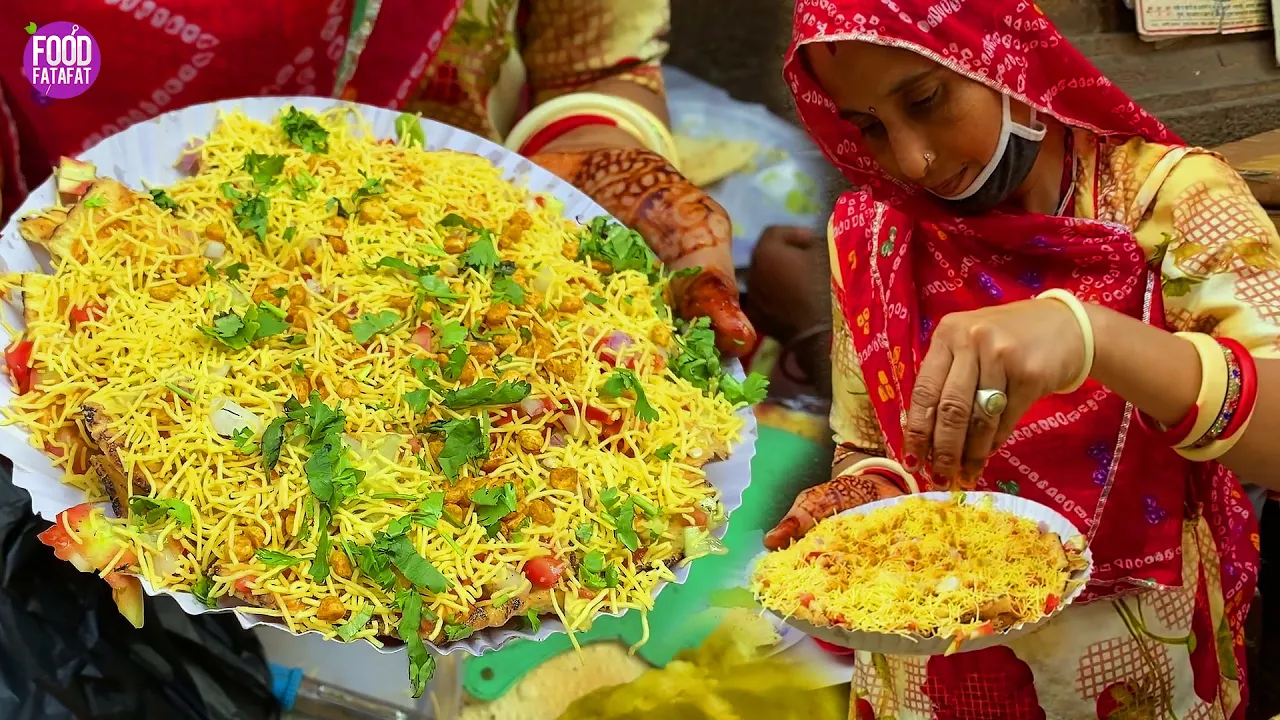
xmin=784 ymin=0 xmax=1257 ymax=613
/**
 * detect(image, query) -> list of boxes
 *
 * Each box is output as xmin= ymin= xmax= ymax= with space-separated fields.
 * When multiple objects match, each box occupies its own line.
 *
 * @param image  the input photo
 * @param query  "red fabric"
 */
xmin=924 ymin=647 xmax=1045 ymax=719
xmin=787 ymin=0 xmax=1257 ymax=714
xmin=0 ymin=0 xmax=463 ymax=218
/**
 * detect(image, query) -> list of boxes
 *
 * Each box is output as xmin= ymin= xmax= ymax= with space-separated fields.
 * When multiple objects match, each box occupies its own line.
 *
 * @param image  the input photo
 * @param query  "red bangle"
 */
xmin=1135 ymin=403 xmax=1199 ymax=447
xmin=1218 ymin=338 xmax=1257 ymax=440
xmin=517 ymin=114 xmax=619 ymax=156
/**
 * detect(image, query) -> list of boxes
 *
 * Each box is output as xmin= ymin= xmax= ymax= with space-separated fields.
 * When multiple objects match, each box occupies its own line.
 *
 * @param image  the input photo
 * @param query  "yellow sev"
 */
xmin=3 ymin=108 xmax=744 ymax=647
xmin=751 ymin=495 xmax=1082 ymax=644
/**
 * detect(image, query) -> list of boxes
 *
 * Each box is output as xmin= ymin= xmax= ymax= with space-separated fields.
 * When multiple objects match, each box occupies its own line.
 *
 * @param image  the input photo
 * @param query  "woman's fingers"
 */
xmin=903 ymin=344 xmax=954 ymax=471
xmin=928 ymin=349 xmax=979 ymax=484
xmin=959 ymin=351 xmax=1007 ymax=487
xmin=762 ymin=473 xmax=900 ymax=550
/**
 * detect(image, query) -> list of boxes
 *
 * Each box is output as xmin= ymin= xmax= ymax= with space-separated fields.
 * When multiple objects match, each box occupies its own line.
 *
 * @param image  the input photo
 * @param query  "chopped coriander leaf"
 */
xmin=232 ymin=193 xmax=270 ymax=242
xmin=578 ymin=550 xmax=618 ymax=590
xmin=669 ymin=317 xmax=721 ymax=391
xmin=281 ymin=106 xmax=330 ymax=153
xmin=272 ymin=287 xmax=288 ymax=299
xmin=346 ymin=540 xmax=395 ymax=589
xmin=82 ymin=194 xmax=107 ymax=209
xmin=387 ymin=536 xmax=448 ymax=592
xmin=205 ymin=262 xmax=218 ymax=279
xmin=231 ymin=426 xmax=257 ymax=453
xmin=444 ymin=623 xmax=474 ymax=641
xmin=491 ymin=276 xmax=526 ymax=305
xmin=309 ymin=510 xmax=333 ymax=582
xmin=427 ymin=417 xmax=488 ymax=480
xmin=260 ymin=381 xmax=279 ymax=392
xmin=290 ymin=171 xmax=319 ymax=199
xmin=149 ymin=188 xmax=180 ymax=212
xmin=283 ymin=225 xmax=297 ymax=241
xmin=584 ymin=293 xmax=607 ymax=305
xmin=612 ymin=499 xmax=641 ymax=551
xmin=192 ymin=574 xmax=220 ymax=608
xmin=600 ymin=368 xmax=659 ymax=422
xmin=395 ymin=112 xmax=426 ymax=147
xmin=262 ymin=417 xmax=287 ymax=470
xmin=632 ymin=495 xmax=660 ymax=517
xmin=579 ymin=217 xmax=661 ymax=281
xmin=416 ymin=243 xmax=449 ymax=257
xmin=719 ymin=371 xmax=770 ymax=406
xmin=128 ymin=497 xmax=193 ymax=526
xmin=255 ymin=549 xmax=304 ymax=567
xmin=326 ymin=196 xmax=350 ymax=218
xmin=165 ymin=382 xmax=195 ymax=401
xmin=655 ymin=443 xmax=676 ymax=460
xmin=351 ymin=310 xmax=401 ymax=344
xmin=371 ymin=493 xmax=420 ymax=501
xmin=442 ymin=379 xmax=531 ymax=409
xmin=526 ymin=610 xmax=541 ymax=633
xmin=441 ymin=345 xmax=468 ymax=382
xmin=460 ymin=236 xmax=500 ymax=271
xmin=667 ymin=265 xmax=702 ymax=281
xmin=372 ymin=256 xmax=420 ymax=275
xmin=397 ymin=590 xmax=436 ymax=697
xmin=220 ymin=182 xmax=244 ymax=200
xmin=471 ymin=483 xmax=517 ymax=533
xmin=432 ymin=311 xmax=468 ymax=348
xmin=438 ymin=213 xmax=481 ymax=233
xmin=292 ymin=358 xmax=306 ymax=376
xmin=403 ymin=388 xmax=432 ymax=413
xmin=418 ymin=275 xmax=463 ymax=302
xmin=243 ymin=152 xmax=286 ymax=187
xmin=200 ymin=302 xmax=289 ymax=349
xmin=576 ymin=523 xmax=594 ymax=543
xmin=351 ymin=174 xmax=386 ymax=206
xmin=337 ymin=604 xmax=375 ymax=641
xmin=224 ymin=262 xmax=248 ymax=281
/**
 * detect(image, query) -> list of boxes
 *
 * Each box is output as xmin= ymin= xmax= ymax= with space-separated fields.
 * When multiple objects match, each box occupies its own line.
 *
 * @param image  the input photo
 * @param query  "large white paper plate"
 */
xmin=770 ymin=492 xmax=1092 ymax=656
xmin=0 ymin=97 xmax=757 ymax=657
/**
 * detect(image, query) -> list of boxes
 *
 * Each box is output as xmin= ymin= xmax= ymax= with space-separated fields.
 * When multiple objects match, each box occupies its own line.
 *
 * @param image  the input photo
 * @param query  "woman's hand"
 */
xmin=744 ymin=226 xmax=825 ymax=342
xmin=532 ymin=147 xmax=756 ymax=356
xmin=903 ymin=298 xmax=1085 ymax=486
xmin=763 ymin=471 xmax=906 ymax=549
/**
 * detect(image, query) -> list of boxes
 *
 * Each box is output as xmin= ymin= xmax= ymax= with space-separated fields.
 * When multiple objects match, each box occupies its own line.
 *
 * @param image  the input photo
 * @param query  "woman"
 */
xmin=0 ymin=0 xmax=753 ymax=353
xmin=763 ymin=0 xmax=1277 ymax=717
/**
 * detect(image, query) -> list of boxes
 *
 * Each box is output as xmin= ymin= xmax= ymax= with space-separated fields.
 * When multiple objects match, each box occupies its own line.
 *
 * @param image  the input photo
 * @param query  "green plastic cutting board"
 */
xmin=463 ymin=425 xmax=828 ymax=701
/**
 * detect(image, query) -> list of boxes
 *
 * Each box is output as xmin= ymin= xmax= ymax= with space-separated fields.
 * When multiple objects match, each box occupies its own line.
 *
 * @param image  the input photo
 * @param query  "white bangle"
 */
xmin=837 ymin=457 xmax=920 ymax=495
xmin=1037 ymin=289 xmax=1095 ymax=394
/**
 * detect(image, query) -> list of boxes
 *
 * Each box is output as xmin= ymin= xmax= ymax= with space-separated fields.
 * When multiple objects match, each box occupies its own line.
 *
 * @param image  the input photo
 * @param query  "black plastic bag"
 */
xmin=0 ymin=459 xmax=280 ymax=720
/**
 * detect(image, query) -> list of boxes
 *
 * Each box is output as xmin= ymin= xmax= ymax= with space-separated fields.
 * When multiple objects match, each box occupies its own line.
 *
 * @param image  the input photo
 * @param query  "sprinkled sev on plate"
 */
xmin=751 ymin=494 xmax=1087 ymax=654
xmin=3 ymin=106 xmax=765 ymax=695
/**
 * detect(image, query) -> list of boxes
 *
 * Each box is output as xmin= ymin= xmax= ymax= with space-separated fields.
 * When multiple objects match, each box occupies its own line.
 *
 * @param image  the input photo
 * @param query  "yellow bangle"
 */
xmin=1173 ymin=332 xmax=1230 ymax=449
xmin=504 ymin=92 xmax=681 ymax=169
xmin=1176 ymin=408 xmax=1252 ymax=462
xmin=839 ymin=457 xmax=920 ymax=495
xmin=1036 ymin=289 xmax=1095 ymax=393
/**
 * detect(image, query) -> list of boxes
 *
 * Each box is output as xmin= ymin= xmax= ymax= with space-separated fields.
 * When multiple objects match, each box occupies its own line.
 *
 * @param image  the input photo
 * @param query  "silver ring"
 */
xmin=975 ymin=388 xmax=1008 ymax=417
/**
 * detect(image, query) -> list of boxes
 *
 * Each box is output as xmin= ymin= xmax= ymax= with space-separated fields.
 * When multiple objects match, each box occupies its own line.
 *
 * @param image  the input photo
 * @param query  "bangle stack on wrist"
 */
xmin=505 ymin=92 xmax=680 ymax=167
xmin=836 ymin=457 xmax=920 ymax=495
xmin=1135 ymin=332 xmax=1259 ymax=461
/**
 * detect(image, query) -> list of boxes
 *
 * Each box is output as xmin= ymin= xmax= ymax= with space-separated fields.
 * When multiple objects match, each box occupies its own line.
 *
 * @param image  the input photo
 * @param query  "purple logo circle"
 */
xmin=23 ymin=22 xmax=100 ymax=100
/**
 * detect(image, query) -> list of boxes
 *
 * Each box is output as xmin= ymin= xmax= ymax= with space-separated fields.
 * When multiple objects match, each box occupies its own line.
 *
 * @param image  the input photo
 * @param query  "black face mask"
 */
xmin=934 ymin=95 xmax=1046 ymax=216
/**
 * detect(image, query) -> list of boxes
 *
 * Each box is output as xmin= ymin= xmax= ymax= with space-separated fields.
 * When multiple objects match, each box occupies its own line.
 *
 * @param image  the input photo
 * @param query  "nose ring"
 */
xmin=923 ymin=152 xmax=934 ymax=168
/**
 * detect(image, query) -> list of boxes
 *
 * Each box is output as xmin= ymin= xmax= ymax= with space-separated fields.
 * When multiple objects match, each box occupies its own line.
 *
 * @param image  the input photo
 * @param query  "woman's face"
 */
xmin=805 ymin=41 xmax=1025 ymax=195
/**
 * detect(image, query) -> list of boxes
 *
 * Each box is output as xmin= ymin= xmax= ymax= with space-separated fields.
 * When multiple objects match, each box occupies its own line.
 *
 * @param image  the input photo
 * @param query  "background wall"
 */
xmin=668 ymin=0 xmax=1280 ymax=147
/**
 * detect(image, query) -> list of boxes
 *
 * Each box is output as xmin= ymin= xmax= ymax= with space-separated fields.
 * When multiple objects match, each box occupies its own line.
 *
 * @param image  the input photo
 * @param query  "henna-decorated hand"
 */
xmin=532 ymin=147 xmax=757 ymax=356
xmin=763 ymin=472 xmax=906 ymax=550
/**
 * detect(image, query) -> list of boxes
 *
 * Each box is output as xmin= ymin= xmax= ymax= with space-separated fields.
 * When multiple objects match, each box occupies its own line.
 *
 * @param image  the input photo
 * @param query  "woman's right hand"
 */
xmin=763 ymin=472 xmax=906 ymax=550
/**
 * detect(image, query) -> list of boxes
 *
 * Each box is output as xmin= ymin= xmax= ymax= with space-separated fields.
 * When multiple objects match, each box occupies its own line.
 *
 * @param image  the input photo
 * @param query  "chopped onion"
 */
xmin=346 ymin=433 xmax=406 ymax=466
xmin=602 ymin=331 xmax=633 ymax=352
xmin=532 ymin=265 xmax=555 ymax=294
xmin=209 ymin=398 xmax=264 ymax=438
xmin=520 ymin=397 xmax=549 ymax=418
xmin=203 ymin=241 xmax=225 ymax=260
xmin=560 ymin=414 xmax=583 ymax=438
xmin=305 ymin=278 xmax=325 ymax=296
xmin=211 ymin=364 xmax=231 ymax=378
xmin=176 ymin=139 xmax=203 ymax=175
xmin=682 ymin=527 xmax=728 ymax=562
xmin=548 ymin=432 xmax=567 ymax=448
xmin=411 ymin=325 xmax=433 ymax=353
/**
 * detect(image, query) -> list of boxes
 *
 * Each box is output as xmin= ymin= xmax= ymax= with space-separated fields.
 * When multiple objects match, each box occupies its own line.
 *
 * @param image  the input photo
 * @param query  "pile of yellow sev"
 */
xmin=751 ymin=495 xmax=1086 ymax=652
xmin=3 ymin=106 xmax=758 ymax=694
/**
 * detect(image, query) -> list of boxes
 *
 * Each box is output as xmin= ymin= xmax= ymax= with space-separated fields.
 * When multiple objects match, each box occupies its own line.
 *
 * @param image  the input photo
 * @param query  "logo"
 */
xmin=23 ymin=21 xmax=100 ymax=100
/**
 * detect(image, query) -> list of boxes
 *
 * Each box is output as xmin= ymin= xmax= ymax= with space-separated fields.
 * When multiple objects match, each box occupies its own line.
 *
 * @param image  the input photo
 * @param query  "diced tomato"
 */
xmin=798 ymin=593 xmax=814 ymax=608
xmin=44 ymin=425 xmax=89 ymax=474
xmin=234 ymin=575 xmax=258 ymax=596
xmin=37 ymin=504 xmax=137 ymax=573
xmin=523 ymin=555 xmax=567 ymax=589
xmin=632 ymin=548 xmax=648 ymax=563
xmin=5 ymin=339 xmax=34 ymax=395
xmin=829 ymin=614 xmax=847 ymax=625
xmin=68 ymin=302 xmax=106 ymax=330
xmin=972 ymin=621 xmax=995 ymax=637
xmin=578 ymin=588 xmax=596 ymax=600
xmin=104 ymin=572 xmax=145 ymax=628
xmin=1044 ymin=594 xmax=1060 ymax=614
xmin=411 ymin=324 xmax=433 ymax=353
xmin=535 ymin=196 xmax=545 ymax=207
xmin=583 ymin=404 xmax=615 ymax=425
xmin=692 ymin=509 xmax=710 ymax=528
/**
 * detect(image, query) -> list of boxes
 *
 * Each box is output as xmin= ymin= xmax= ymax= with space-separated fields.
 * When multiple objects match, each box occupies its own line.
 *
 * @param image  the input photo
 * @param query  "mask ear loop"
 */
xmin=1013 ymin=106 xmax=1048 ymax=142
xmin=943 ymin=94 xmax=1014 ymax=201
